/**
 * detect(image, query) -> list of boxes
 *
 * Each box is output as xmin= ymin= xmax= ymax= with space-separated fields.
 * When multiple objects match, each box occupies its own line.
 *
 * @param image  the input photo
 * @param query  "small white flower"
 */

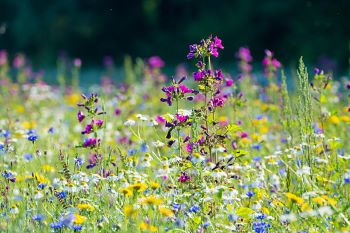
xmin=124 ymin=119 xmax=136 ymax=126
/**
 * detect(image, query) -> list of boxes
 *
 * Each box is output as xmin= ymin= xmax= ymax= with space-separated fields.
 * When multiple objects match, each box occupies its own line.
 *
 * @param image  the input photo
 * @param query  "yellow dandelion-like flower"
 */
xmin=340 ymin=115 xmax=350 ymax=123
xmin=76 ymin=203 xmax=95 ymax=212
xmin=73 ymin=214 xmax=86 ymax=225
xmin=301 ymin=202 xmax=311 ymax=212
xmin=119 ymin=188 xmax=133 ymax=196
xmin=285 ymin=193 xmax=304 ymax=205
xmin=42 ymin=164 xmax=55 ymax=173
xmin=329 ymin=115 xmax=340 ymax=124
xmin=150 ymin=181 xmax=160 ymax=189
xmin=34 ymin=173 xmax=49 ymax=184
xmin=312 ymin=196 xmax=327 ymax=206
xmin=159 ymin=207 xmax=174 ymax=217
xmin=123 ymin=205 xmax=138 ymax=217
xmin=140 ymin=222 xmax=157 ymax=232
xmin=130 ymin=183 xmax=148 ymax=192
xmin=140 ymin=195 xmax=163 ymax=206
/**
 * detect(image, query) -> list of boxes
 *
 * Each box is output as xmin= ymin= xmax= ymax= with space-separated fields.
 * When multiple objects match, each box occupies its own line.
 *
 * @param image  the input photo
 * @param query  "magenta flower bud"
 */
xmin=13 ymin=54 xmax=25 ymax=68
xmin=240 ymin=132 xmax=248 ymax=138
xmin=77 ymin=111 xmax=85 ymax=122
xmin=82 ymin=124 xmax=93 ymax=134
xmin=213 ymin=36 xmax=224 ymax=49
xmin=73 ymin=58 xmax=82 ymax=68
xmin=148 ymin=56 xmax=164 ymax=68
xmin=155 ymin=115 xmax=166 ymax=124
xmin=226 ymin=78 xmax=234 ymax=87
xmin=176 ymin=114 xmax=189 ymax=122
xmin=114 ymin=108 xmax=121 ymax=116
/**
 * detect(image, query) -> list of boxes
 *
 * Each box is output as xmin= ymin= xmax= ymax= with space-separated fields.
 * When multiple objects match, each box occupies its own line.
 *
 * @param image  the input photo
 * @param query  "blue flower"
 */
xmin=128 ymin=149 xmax=137 ymax=156
xmin=140 ymin=143 xmax=148 ymax=152
xmin=255 ymin=213 xmax=266 ymax=220
xmin=73 ymin=225 xmax=83 ymax=231
xmin=32 ymin=214 xmax=45 ymax=221
xmin=24 ymin=153 xmax=33 ymax=160
xmin=173 ymin=203 xmax=181 ymax=211
xmin=246 ymin=191 xmax=255 ymax=198
xmin=57 ymin=191 xmax=67 ymax=199
xmin=188 ymin=205 xmax=200 ymax=213
xmin=28 ymin=135 xmax=38 ymax=142
xmin=74 ymin=157 xmax=84 ymax=167
xmin=50 ymin=222 xmax=63 ymax=229
xmin=48 ymin=127 xmax=55 ymax=134
xmin=38 ymin=183 xmax=46 ymax=189
xmin=252 ymin=221 xmax=270 ymax=233
xmin=345 ymin=178 xmax=350 ymax=184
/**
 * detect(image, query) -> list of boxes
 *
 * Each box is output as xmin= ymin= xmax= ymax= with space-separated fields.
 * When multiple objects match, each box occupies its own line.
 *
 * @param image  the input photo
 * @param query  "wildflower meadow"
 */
xmin=0 ymin=35 xmax=350 ymax=233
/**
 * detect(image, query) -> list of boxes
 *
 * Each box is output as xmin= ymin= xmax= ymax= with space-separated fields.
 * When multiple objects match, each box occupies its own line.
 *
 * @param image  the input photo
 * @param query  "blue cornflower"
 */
xmin=24 ymin=153 xmax=33 ymax=160
xmin=188 ymin=205 xmax=200 ymax=213
xmin=1 ymin=130 xmax=10 ymax=138
xmin=173 ymin=203 xmax=181 ymax=211
xmin=253 ymin=156 xmax=261 ymax=162
xmin=252 ymin=144 xmax=262 ymax=150
xmin=255 ymin=213 xmax=266 ymax=220
xmin=28 ymin=134 xmax=38 ymax=142
xmin=38 ymin=183 xmax=46 ymax=189
xmin=50 ymin=221 xmax=63 ymax=229
xmin=345 ymin=178 xmax=350 ymax=184
xmin=252 ymin=221 xmax=270 ymax=233
xmin=202 ymin=222 xmax=210 ymax=228
xmin=140 ymin=143 xmax=148 ymax=152
xmin=48 ymin=127 xmax=55 ymax=134
xmin=73 ymin=225 xmax=83 ymax=231
xmin=128 ymin=149 xmax=137 ymax=156
xmin=32 ymin=214 xmax=45 ymax=221
xmin=57 ymin=191 xmax=67 ymax=199
xmin=246 ymin=191 xmax=255 ymax=198
xmin=0 ymin=144 xmax=4 ymax=150
xmin=74 ymin=157 xmax=84 ymax=167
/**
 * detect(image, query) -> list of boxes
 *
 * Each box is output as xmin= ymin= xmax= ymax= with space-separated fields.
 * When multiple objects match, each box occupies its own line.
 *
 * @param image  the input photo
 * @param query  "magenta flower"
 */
xmin=155 ymin=115 xmax=166 ymax=124
xmin=176 ymin=114 xmax=189 ymax=122
xmin=114 ymin=108 xmax=121 ymax=116
xmin=82 ymin=124 xmax=93 ymax=134
xmin=83 ymin=138 xmax=98 ymax=148
xmin=94 ymin=119 xmax=104 ymax=127
xmin=193 ymin=70 xmax=206 ymax=81
xmin=226 ymin=78 xmax=234 ymax=87
xmin=263 ymin=49 xmax=281 ymax=78
xmin=213 ymin=36 xmax=224 ymax=49
xmin=178 ymin=172 xmax=191 ymax=183
xmin=148 ymin=56 xmax=164 ymax=68
xmin=238 ymin=47 xmax=253 ymax=62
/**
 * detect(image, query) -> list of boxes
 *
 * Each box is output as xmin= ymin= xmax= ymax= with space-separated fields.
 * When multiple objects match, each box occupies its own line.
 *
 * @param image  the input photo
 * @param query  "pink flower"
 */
xmin=148 ymin=56 xmax=164 ymax=68
xmin=238 ymin=47 xmax=252 ymax=62
xmin=73 ymin=58 xmax=82 ymax=68
xmin=13 ymin=54 xmax=25 ymax=68
xmin=114 ymin=108 xmax=121 ymax=116
xmin=83 ymin=138 xmax=98 ymax=148
xmin=0 ymin=50 xmax=8 ymax=66
xmin=178 ymin=172 xmax=191 ymax=183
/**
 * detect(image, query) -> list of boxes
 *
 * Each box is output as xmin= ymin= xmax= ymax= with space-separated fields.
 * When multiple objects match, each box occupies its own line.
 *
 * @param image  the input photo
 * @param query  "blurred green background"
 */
xmin=0 ymin=0 xmax=349 ymax=74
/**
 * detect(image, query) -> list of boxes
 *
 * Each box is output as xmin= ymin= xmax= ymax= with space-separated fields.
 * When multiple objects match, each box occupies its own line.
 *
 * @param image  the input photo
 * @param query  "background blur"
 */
xmin=0 ymin=0 xmax=349 ymax=75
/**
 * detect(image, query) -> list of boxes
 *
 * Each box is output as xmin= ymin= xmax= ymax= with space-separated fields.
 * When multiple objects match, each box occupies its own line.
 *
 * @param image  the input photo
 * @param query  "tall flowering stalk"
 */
xmin=262 ymin=49 xmax=281 ymax=79
xmin=77 ymin=94 xmax=106 ymax=173
xmin=161 ymin=35 xmax=227 ymax=163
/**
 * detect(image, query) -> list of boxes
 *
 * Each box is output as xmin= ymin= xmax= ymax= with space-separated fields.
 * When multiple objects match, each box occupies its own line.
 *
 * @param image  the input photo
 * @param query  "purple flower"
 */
xmin=83 ymin=138 xmax=98 ymax=148
xmin=82 ymin=124 xmax=93 ymax=134
xmin=73 ymin=58 xmax=82 ymax=68
xmin=193 ymin=71 xmax=205 ymax=81
xmin=77 ymin=111 xmax=85 ymax=122
xmin=178 ymin=172 xmax=191 ymax=183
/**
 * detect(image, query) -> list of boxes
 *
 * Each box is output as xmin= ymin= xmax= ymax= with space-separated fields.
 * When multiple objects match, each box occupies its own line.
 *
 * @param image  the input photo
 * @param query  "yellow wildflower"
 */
xmin=73 ymin=214 xmax=86 ymax=225
xmin=76 ymin=203 xmax=95 ymax=212
xmin=159 ymin=207 xmax=174 ymax=217
xmin=140 ymin=195 xmax=163 ymax=205
xmin=130 ymin=183 xmax=148 ymax=192
xmin=150 ymin=181 xmax=160 ymax=189
xmin=119 ymin=188 xmax=133 ymax=196
xmin=124 ymin=205 xmax=138 ymax=217
xmin=285 ymin=193 xmax=304 ymax=205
